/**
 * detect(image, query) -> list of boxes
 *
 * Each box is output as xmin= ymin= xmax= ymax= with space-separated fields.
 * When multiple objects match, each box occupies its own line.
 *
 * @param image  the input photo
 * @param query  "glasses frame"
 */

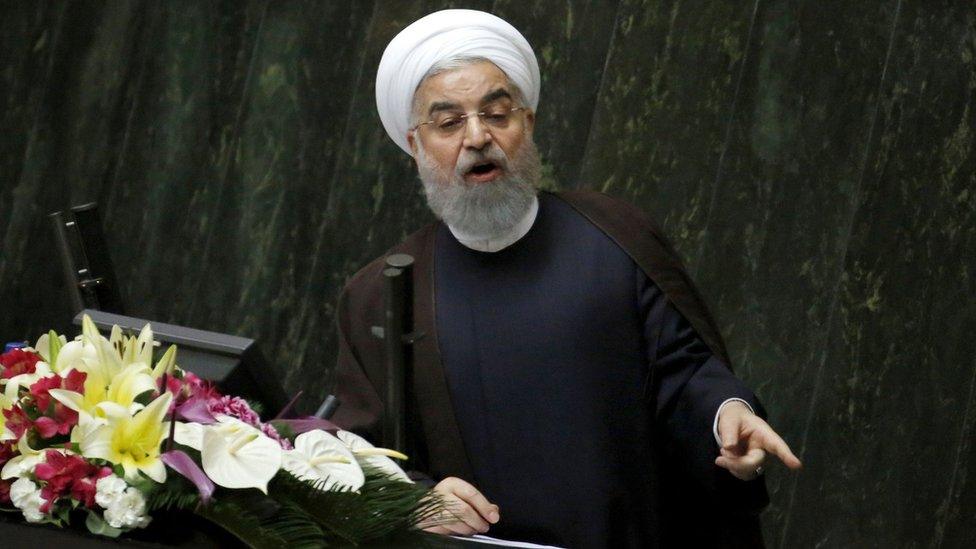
xmin=410 ymin=106 xmax=528 ymax=137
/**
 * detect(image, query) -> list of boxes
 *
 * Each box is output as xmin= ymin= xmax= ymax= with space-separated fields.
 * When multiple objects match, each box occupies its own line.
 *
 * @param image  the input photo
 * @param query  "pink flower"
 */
xmin=0 ymin=479 xmax=10 ymax=505
xmin=0 ymin=349 xmax=41 ymax=379
xmin=261 ymin=423 xmax=293 ymax=450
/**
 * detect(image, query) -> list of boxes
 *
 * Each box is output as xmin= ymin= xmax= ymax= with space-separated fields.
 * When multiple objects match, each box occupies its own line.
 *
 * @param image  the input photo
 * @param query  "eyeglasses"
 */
xmin=411 ymin=106 xmax=527 ymax=138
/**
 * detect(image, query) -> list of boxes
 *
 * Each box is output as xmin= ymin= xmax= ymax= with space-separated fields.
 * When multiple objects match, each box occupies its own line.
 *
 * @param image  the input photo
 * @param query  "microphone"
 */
xmin=314 ymin=394 xmax=340 ymax=420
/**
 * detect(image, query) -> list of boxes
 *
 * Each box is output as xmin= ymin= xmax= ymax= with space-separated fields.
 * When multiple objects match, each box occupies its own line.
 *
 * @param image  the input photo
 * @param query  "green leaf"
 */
xmin=265 ymin=466 xmax=442 ymax=545
xmin=146 ymin=470 xmax=200 ymax=513
xmin=47 ymin=330 xmax=63 ymax=365
xmin=86 ymin=511 xmax=124 ymax=538
xmin=268 ymin=421 xmax=296 ymax=441
xmin=194 ymin=499 xmax=288 ymax=549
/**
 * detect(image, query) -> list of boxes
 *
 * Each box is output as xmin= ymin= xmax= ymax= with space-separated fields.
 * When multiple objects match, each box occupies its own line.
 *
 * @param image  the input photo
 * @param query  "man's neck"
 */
xmin=446 ymin=195 xmax=539 ymax=253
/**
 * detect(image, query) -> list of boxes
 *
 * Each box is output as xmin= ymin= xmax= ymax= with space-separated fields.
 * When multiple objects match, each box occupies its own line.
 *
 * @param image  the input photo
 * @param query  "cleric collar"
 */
xmin=445 ymin=195 xmax=539 ymax=253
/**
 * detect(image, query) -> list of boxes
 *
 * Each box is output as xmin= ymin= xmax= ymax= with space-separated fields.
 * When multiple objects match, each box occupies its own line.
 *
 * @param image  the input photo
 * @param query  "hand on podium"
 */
xmin=420 ymin=477 xmax=501 ymax=536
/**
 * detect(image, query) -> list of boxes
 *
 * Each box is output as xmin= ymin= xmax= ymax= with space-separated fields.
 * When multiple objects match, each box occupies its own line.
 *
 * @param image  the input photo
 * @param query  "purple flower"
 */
xmin=208 ymin=396 xmax=260 ymax=426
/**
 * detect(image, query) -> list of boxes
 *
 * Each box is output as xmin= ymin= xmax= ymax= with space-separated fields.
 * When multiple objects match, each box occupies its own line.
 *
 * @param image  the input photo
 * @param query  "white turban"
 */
xmin=375 ymin=9 xmax=541 ymax=155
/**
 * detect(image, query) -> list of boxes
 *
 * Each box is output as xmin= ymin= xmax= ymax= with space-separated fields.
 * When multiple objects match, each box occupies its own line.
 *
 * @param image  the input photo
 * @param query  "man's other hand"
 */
xmin=714 ymin=401 xmax=803 ymax=480
xmin=421 ymin=477 xmax=500 ymax=536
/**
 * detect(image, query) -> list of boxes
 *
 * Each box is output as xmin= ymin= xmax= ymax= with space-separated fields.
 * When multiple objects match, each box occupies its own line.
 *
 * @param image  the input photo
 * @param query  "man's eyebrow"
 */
xmin=428 ymin=101 xmax=460 ymax=115
xmin=425 ymin=89 xmax=513 ymax=116
xmin=481 ymin=88 xmax=512 ymax=105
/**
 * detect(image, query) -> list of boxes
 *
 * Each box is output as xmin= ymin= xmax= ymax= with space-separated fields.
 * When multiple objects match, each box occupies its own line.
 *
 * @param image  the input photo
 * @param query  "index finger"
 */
xmin=763 ymin=431 xmax=802 ymax=469
xmin=450 ymin=481 xmax=500 ymax=524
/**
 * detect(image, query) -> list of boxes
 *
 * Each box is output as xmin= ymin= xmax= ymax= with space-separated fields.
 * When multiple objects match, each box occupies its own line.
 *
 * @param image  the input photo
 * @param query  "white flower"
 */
xmin=10 ymin=477 xmax=47 ymax=524
xmin=200 ymin=417 xmax=282 ymax=493
xmin=103 ymin=487 xmax=150 ymax=529
xmin=9 ymin=477 xmax=38 ymax=506
xmin=282 ymin=430 xmax=364 ymax=491
xmin=336 ymin=430 xmax=412 ymax=483
xmin=95 ymin=474 xmax=128 ymax=509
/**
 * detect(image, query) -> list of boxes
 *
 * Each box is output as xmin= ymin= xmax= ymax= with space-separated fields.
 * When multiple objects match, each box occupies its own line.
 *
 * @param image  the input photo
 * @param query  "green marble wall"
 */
xmin=1 ymin=1 xmax=973 ymax=545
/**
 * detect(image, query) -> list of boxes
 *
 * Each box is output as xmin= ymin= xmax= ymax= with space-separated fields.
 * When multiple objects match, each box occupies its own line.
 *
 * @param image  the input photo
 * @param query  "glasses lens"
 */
xmin=480 ymin=108 xmax=512 ymax=128
xmin=426 ymin=107 xmax=521 ymax=137
xmin=433 ymin=114 xmax=465 ymax=135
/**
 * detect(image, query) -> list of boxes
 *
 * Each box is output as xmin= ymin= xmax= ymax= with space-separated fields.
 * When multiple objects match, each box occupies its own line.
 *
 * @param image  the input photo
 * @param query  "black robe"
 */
xmin=334 ymin=190 xmax=768 ymax=547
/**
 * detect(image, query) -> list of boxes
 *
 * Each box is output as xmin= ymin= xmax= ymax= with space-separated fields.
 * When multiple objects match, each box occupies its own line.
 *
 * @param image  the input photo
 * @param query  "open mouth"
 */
xmin=465 ymin=161 xmax=501 ymax=182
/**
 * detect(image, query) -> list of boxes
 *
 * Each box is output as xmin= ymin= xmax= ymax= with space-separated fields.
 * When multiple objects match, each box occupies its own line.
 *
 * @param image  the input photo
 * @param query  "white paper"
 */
xmin=450 ymin=534 xmax=565 ymax=548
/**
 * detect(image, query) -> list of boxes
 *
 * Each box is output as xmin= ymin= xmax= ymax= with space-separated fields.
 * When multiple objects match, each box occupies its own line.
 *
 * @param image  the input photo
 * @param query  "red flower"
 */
xmin=35 ymin=451 xmax=101 ymax=512
xmin=0 ymin=349 xmax=41 ymax=379
xmin=34 ymin=405 xmax=78 ymax=439
xmin=30 ymin=370 xmax=87 ymax=411
xmin=0 ymin=479 xmax=10 ymax=505
xmin=30 ymin=376 xmax=60 ymax=411
xmin=2 ymin=405 xmax=32 ymax=438
xmin=70 ymin=466 xmax=112 ymax=509
xmin=29 ymin=370 xmax=85 ymax=439
xmin=0 ymin=441 xmax=14 ymax=467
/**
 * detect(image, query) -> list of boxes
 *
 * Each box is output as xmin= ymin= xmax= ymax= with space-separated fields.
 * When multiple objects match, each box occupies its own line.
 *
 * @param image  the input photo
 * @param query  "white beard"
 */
xmin=416 ymin=137 xmax=540 ymax=239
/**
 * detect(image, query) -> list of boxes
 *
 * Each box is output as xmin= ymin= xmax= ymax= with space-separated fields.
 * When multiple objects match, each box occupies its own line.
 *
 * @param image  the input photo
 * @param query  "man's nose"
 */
xmin=461 ymin=115 xmax=492 ymax=150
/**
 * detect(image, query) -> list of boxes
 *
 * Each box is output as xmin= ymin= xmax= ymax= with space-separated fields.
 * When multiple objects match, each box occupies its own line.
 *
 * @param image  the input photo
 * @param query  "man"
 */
xmin=333 ymin=9 xmax=801 ymax=548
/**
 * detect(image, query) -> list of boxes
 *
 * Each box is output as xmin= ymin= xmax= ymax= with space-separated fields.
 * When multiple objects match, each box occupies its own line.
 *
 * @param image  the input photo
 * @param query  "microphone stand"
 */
xmin=376 ymin=253 xmax=418 ymax=454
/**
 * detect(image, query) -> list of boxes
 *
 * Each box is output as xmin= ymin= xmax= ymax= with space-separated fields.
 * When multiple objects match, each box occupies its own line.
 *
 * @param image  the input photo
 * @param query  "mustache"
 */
xmin=454 ymin=145 xmax=510 ymax=176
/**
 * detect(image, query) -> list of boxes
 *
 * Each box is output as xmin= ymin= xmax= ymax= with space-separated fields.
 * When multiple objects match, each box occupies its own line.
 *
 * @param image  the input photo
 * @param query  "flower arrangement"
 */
xmin=0 ymin=316 xmax=438 ymax=546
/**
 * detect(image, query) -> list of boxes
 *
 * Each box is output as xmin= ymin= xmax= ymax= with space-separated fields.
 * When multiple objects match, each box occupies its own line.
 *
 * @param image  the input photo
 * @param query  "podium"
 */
xmin=0 ymin=511 xmax=488 ymax=548
xmin=0 ymin=511 xmax=231 ymax=548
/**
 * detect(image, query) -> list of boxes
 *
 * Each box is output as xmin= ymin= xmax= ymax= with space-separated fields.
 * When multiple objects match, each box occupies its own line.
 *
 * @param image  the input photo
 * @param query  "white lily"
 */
xmin=32 ymin=332 xmax=65 ymax=363
xmin=0 ymin=393 xmax=14 ymax=441
xmin=282 ymin=430 xmax=365 ymax=491
xmin=50 ymin=338 xmax=98 ymax=375
xmin=1 ymin=435 xmax=71 ymax=479
xmin=336 ymin=430 xmax=412 ymax=482
xmin=3 ymin=361 xmax=53 ymax=402
xmin=197 ymin=417 xmax=282 ymax=494
xmin=31 ymin=331 xmax=97 ymax=376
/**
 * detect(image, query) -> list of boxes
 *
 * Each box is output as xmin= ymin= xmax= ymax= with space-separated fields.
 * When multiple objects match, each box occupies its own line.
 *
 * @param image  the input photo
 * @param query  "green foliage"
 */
xmin=184 ymin=466 xmax=442 ymax=548
xmin=260 ymin=502 xmax=327 ymax=549
xmin=194 ymin=499 xmax=290 ymax=548
xmin=146 ymin=472 xmax=200 ymax=513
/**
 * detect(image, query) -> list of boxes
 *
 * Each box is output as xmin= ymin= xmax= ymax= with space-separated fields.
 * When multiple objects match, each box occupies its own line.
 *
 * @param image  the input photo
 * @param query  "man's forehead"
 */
xmin=414 ymin=61 xmax=513 ymax=108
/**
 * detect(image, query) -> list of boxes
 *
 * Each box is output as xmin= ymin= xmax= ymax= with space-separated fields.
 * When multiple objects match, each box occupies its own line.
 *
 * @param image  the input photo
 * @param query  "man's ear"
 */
xmin=524 ymin=109 xmax=536 ymax=136
xmin=407 ymin=131 xmax=419 ymax=160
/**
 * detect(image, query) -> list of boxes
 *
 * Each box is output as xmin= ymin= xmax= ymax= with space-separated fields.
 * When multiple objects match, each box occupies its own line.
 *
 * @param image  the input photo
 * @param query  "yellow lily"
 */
xmin=77 ymin=315 xmax=176 ymax=381
xmin=49 ymin=362 xmax=156 ymax=421
xmin=78 ymin=391 xmax=173 ymax=483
